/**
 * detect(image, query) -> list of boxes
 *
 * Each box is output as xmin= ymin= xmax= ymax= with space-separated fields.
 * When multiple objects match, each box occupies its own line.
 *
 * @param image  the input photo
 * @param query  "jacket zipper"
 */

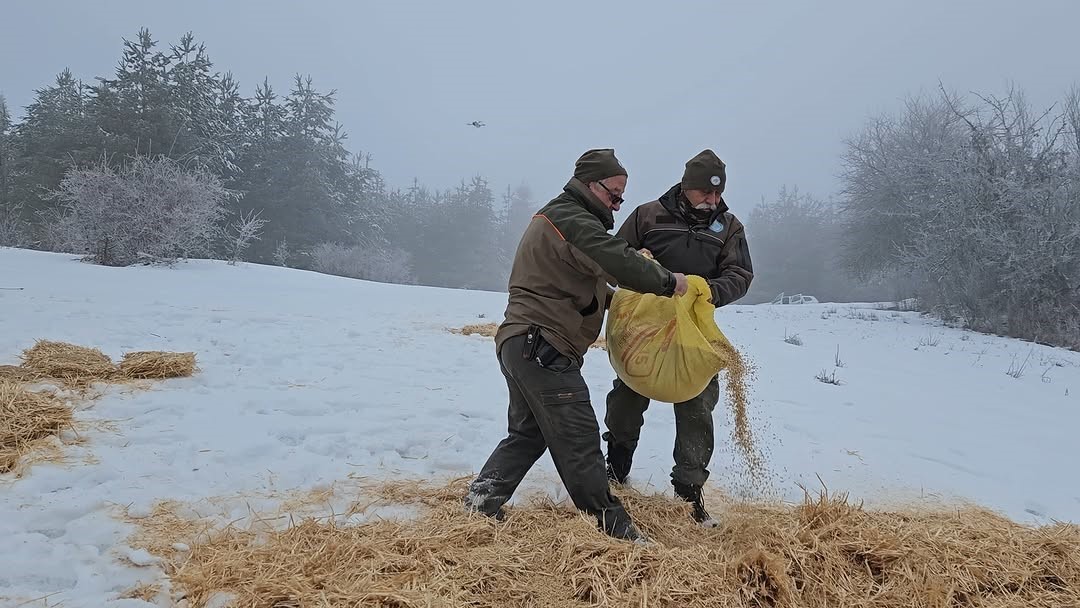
xmin=641 ymin=226 xmax=726 ymax=247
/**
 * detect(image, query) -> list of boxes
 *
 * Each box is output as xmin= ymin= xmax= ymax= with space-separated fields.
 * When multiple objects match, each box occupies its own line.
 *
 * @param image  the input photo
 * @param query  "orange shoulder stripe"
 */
xmin=534 ymin=214 xmax=565 ymax=241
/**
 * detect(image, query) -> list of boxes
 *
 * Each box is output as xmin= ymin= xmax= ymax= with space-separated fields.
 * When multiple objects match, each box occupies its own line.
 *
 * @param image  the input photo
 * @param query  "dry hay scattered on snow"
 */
xmin=0 ymin=380 xmax=72 ymax=473
xmin=118 ymin=351 xmax=197 ymax=379
xmin=120 ymin=582 xmax=162 ymax=602
xmin=135 ymin=478 xmax=1080 ymax=608
xmin=1 ymin=340 xmax=196 ymax=475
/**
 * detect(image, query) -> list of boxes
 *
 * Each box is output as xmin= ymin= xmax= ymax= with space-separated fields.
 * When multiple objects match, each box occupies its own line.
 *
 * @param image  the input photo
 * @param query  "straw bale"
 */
xmin=19 ymin=340 xmax=116 ymax=385
xmin=0 ymin=380 xmax=72 ymax=473
xmin=119 ymin=351 xmax=196 ymax=379
xmin=139 ymin=479 xmax=1080 ymax=608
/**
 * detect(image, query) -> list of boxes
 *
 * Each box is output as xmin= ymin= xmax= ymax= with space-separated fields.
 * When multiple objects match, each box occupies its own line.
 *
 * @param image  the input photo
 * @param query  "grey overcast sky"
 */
xmin=2 ymin=0 xmax=1078 ymax=217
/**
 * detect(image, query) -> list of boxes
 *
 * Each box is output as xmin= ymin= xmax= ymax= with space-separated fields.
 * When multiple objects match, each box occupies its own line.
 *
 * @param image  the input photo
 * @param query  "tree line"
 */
xmin=2 ymin=29 xmax=1077 ymax=348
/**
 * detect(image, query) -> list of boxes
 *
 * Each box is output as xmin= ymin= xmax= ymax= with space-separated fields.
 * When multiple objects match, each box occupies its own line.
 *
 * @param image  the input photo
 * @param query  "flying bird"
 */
xmin=467 ymin=121 xmax=486 ymax=128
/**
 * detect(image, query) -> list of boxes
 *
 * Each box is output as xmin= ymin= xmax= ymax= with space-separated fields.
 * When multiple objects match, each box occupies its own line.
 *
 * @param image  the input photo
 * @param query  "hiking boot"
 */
xmin=600 ymin=507 xmax=647 ymax=543
xmin=464 ymin=500 xmax=506 ymax=521
xmin=463 ymin=487 xmax=506 ymax=521
xmin=611 ymin=520 xmax=648 ymax=544
xmin=603 ymin=431 xmax=633 ymax=484
xmin=673 ymin=481 xmax=717 ymax=527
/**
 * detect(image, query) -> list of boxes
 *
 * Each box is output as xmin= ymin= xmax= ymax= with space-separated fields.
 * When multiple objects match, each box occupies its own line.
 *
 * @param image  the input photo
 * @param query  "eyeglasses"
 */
xmin=596 ymin=181 xmax=624 ymax=206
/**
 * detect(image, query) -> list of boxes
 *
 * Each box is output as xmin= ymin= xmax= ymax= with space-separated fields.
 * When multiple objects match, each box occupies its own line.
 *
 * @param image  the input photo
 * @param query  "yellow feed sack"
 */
xmin=606 ymin=275 xmax=733 ymax=403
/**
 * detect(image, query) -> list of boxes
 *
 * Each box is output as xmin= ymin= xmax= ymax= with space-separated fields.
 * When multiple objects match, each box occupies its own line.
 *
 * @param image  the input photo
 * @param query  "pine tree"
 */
xmin=261 ymin=75 xmax=348 ymax=261
xmin=165 ymin=32 xmax=238 ymax=173
xmin=498 ymin=183 xmax=535 ymax=260
xmin=9 ymin=69 xmax=96 ymax=227
xmin=0 ymin=94 xmax=19 ymax=246
xmin=212 ymin=71 xmax=245 ymax=175
xmin=232 ymin=75 xmax=382 ymax=264
xmin=0 ymin=95 xmax=10 ymax=209
xmin=419 ymin=176 xmax=502 ymax=290
xmin=228 ymin=79 xmax=280 ymax=261
xmin=90 ymin=28 xmax=172 ymax=159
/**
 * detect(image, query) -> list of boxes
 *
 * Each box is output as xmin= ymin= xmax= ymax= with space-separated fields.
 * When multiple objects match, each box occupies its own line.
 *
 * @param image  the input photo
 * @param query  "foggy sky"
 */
xmin=3 ymin=0 xmax=1078 ymax=220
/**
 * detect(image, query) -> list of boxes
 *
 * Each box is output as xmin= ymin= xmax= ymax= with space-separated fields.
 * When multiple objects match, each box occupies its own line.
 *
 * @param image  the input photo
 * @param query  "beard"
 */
xmin=689 ymin=203 xmax=715 ymax=221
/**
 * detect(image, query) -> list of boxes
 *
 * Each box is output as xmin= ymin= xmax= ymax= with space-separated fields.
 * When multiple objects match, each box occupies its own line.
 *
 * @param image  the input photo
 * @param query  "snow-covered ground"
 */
xmin=1 ymin=247 xmax=1077 ymax=607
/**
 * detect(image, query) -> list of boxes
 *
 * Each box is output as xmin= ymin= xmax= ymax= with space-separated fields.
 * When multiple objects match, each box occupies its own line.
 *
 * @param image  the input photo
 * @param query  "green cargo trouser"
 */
xmin=468 ymin=333 xmax=632 ymax=534
xmin=604 ymin=375 xmax=720 ymax=487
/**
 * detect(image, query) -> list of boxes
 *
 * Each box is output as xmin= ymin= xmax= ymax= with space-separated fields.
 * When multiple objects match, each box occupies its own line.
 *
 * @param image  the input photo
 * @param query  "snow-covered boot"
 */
xmin=673 ymin=481 xmax=717 ymax=527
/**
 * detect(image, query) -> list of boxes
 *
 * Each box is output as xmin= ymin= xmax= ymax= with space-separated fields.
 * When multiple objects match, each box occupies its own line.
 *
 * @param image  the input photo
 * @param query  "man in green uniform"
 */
xmin=603 ymin=149 xmax=754 ymax=526
xmin=466 ymin=149 xmax=688 ymax=542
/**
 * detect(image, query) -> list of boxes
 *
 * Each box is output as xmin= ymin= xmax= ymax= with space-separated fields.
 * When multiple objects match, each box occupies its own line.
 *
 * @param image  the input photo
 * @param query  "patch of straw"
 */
xmin=126 ymin=500 xmax=218 ymax=557
xmin=450 ymin=323 xmax=499 ymax=338
xmin=2 ymin=341 xmax=198 ymax=476
xmin=0 ymin=364 xmax=38 ymax=383
xmin=137 ymin=479 xmax=1080 ymax=608
xmin=119 ymin=582 xmax=161 ymax=602
xmin=19 ymin=340 xmax=117 ymax=386
xmin=119 ymin=351 xmax=196 ymax=379
xmin=0 ymin=380 xmax=73 ymax=473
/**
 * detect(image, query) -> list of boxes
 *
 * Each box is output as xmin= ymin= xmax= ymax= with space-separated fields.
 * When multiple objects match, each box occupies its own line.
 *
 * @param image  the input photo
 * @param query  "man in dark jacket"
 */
xmin=465 ymin=148 xmax=688 ymax=542
xmin=602 ymin=149 xmax=753 ymax=526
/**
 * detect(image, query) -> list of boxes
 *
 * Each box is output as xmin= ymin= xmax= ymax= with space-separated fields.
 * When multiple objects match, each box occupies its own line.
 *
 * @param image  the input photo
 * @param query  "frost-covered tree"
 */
xmin=47 ymin=155 xmax=232 ymax=266
xmin=310 ymin=240 xmax=417 ymax=285
xmin=839 ymin=85 xmax=1080 ymax=347
xmin=221 ymin=209 xmax=267 ymax=265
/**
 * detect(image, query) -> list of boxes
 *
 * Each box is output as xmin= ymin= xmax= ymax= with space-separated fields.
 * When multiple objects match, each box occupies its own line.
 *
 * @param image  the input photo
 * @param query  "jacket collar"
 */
xmin=564 ymin=177 xmax=615 ymax=230
xmin=658 ymin=183 xmax=728 ymax=226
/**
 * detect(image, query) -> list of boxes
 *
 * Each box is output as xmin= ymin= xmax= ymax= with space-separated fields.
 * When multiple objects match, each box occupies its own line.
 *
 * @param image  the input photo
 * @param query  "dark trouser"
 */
xmin=604 ymin=375 xmax=720 ymax=487
xmin=469 ymin=334 xmax=630 ymax=532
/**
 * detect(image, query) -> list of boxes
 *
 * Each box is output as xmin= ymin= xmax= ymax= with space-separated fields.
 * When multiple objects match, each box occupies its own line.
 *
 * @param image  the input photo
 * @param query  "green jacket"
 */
xmin=496 ymin=178 xmax=676 ymax=363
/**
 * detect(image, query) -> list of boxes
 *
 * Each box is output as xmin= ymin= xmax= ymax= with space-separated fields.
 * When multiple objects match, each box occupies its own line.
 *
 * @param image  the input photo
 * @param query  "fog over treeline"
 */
xmin=1 ymin=20 xmax=1078 ymax=349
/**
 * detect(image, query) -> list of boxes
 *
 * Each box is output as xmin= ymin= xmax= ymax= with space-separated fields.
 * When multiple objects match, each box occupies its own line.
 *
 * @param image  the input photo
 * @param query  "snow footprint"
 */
xmin=276 ymin=430 xmax=305 ymax=447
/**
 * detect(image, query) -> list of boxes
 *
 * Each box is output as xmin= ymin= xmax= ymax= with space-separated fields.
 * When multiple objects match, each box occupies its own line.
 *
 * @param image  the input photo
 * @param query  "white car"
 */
xmin=770 ymin=292 xmax=819 ymax=305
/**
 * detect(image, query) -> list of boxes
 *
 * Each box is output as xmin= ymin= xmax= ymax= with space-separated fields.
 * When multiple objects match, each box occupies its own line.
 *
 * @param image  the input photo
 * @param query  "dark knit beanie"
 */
xmin=681 ymin=149 xmax=726 ymax=193
xmin=573 ymin=148 xmax=627 ymax=183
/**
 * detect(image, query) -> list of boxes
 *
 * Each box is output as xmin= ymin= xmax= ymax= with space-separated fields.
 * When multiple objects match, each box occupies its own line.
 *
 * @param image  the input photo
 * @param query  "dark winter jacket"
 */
xmin=616 ymin=184 xmax=753 ymax=306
